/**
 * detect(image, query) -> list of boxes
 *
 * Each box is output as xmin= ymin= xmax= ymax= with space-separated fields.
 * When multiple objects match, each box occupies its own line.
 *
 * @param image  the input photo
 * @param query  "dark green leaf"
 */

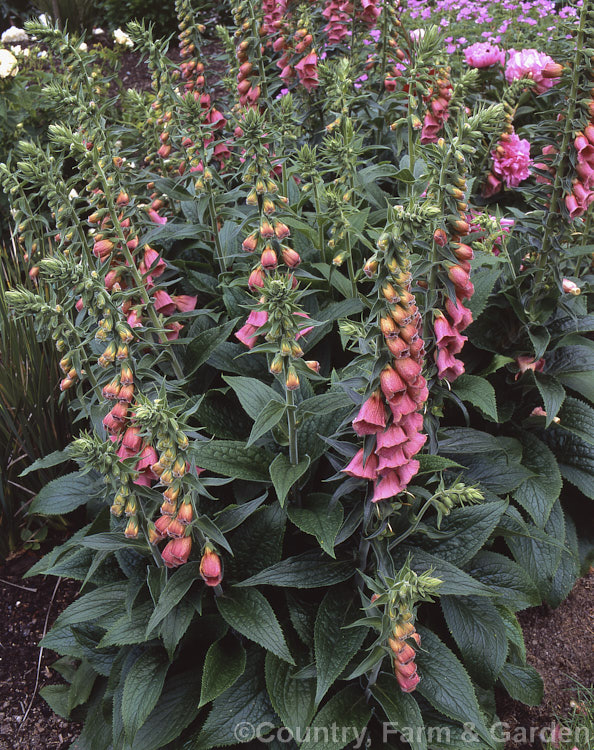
xmin=247 ymin=400 xmax=286 ymax=447
xmin=533 ymin=372 xmax=565 ymax=426
xmin=269 ymin=454 xmax=310 ymax=507
xmin=557 ymin=396 xmax=594 ymax=447
xmin=223 ymin=375 xmax=283 ymax=420
xmin=236 ymin=551 xmax=354 ymax=589
xmin=146 ymin=562 xmax=200 ymax=635
xmin=200 ymin=637 xmax=247 ymax=707
xmin=417 ymin=455 xmax=464 ymax=473
xmin=214 ymin=492 xmax=268 ymax=533
xmin=185 ymin=320 xmax=237 ymax=375
xmin=191 ymin=650 xmax=278 ymax=750
xmin=416 ymin=627 xmax=494 ymax=747
xmin=420 ymin=500 xmax=508 ymax=566
xmin=408 ymin=550 xmax=495 ymax=598
xmin=498 ymin=664 xmax=543 ymax=706
xmin=216 ymin=588 xmax=294 ymax=664
xmin=300 ymin=686 xmax=372 ymax=750
xmin=30 ymin=471 xmax=102 ymax=515
xmin=441 ymin=596 xmax=508 ymax=686
xmin=122 ymin=649 xmax=169 ymax=739
xmin=20 ymin=448 xmax=71 ymax=477
xmin=314 ymin=589 xmax=368 ymax=704
xmin=371 ymin=674 xmax=427 ymax=750
xmin=288 ymin=494 xmax=344 ymax=558
xmin=190 ymin=440 xmax=274 ymax=482
xmin=466 ymin=268 xmax=502 ymax=320
xmin=53 ymin=583 xmax=127 ymax=628
xmin=513 ymin=432 xmax=562 ymax=527
xmin=453 ymin=375 xmax=498 ymax=422
xmin=465 ymin=551 xmax=540 ymax=611
xmin=265 ymin=653 xmax=316 ymax=737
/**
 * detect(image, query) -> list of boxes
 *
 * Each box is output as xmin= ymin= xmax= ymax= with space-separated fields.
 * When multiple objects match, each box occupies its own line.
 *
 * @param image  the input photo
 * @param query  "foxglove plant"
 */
xmin=0 ymin=4 xmax=592 ymax=749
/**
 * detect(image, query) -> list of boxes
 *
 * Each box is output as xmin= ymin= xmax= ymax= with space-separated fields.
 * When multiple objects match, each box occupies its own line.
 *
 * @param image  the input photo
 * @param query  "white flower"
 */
xmin=78 ymin=42 xmax=88 ymax=52
xmin=113 ymin=28 xmax=133 ymax=48
xmin=10 ymin=45 xmax=22 ymax=55
xmin=1 ymin=26 xmax=29 ymax=44
xmin=68 ymin=188 xmax=79 ymax=200
xmin=38 ymin=50 xmax=48 ymax=59
xmin=38 ymin=14 xmax=49 ymax=26
xmin=0 ymin=49 xmax=18 ymax=78
xmin=92 ymin=28 xmax=105 ymax=36
xmin=23 ymin=48 xmax=29 ymax=57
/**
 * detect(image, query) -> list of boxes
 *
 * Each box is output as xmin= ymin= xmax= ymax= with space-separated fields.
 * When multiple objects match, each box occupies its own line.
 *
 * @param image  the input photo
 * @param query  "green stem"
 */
xmin=423 ymin=151 xmax=452 ymax=340
xmin=286 ymin=385 xmax=298 ymax=466
xmin=389 ymin=495 xmax=435 ymax=548
xmin=346 ymin=233 xmax=357 ymax=297
xmin=207 ymin=193 xmax=225 ymax=273
xmin=311 ymin=179 xmax=326 ymax=263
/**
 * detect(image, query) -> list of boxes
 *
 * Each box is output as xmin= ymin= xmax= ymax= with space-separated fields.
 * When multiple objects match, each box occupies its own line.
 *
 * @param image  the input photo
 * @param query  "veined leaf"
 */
xmin=288 ymin=494 xmax=344 ymax=558
xmin=314 ymin=589 xmax=368 ymax=705
xmin=269 ymin=454 xmax=310 ymax=507
xmin=122 ymin=649 xmax=169 ymax=739
xmin=30 ymin=471 xmax=102 ymax=515
xmin=223 ymin=375 xmax=283 ymax=420
xmin=513 ymin=432 xmax=562 ymax=527
xmin=371 ymin=674 xmax=427 ymax=750
xmin=146 ymin=562 xmax=200 ymax=635
xmin=453 ymin=374 xmax=498 ymax=422
xmin=498 ymin=663 xmax=543 ymax=706
xmin=216 ymin=589 xmax=294 ymax=664
xmin=199 ymin=638 xmax=246 ymax=707
xmin=236 ymin=551 xmax=353 ymax=589
xmin=265 ymin=653 xmax=316 ymax=738
xmin=299 ymin=687 xmax=371 ymax=750
xmin=185 ymin=320 xmax=237 ymax=376
xmin=190 ymin=440 xmax=274 ymax=482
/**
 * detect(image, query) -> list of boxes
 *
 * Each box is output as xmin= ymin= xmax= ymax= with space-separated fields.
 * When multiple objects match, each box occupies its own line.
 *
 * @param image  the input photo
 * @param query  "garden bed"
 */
xmin=1 ymin=554 xmax=591 ymax=750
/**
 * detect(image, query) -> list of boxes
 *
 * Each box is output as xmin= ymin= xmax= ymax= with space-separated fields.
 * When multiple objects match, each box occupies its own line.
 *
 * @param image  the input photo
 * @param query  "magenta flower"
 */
xmin=491 ymin=132 xmax=532 ymax=188
xmin=464 ymin=42 xmax=503 ymax=68
xmin=505 ymin=49 xmax=560 ymax=94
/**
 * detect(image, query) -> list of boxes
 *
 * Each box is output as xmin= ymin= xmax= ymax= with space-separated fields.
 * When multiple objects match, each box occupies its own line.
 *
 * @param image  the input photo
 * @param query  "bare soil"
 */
xmin=498 ymin=570 xmax=594 ymax=749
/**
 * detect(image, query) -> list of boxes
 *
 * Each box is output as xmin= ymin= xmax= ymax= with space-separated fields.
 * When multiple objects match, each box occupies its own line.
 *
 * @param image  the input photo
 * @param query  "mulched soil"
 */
xmin=498 ymin=570 xmax=594 ymax=749
xmin=0 ymin=551 xmax=80 ymax=750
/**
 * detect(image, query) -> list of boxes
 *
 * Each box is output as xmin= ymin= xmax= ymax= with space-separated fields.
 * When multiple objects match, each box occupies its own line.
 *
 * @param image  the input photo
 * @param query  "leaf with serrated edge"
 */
xmin=441 ymin=596 xmax=508 ymax=687
xmin=192 ymin=650 xmax=279 ymax=750
xmin=513 ymin=432 xmax=562 ymax=527
xmin=299 ymin=686 xmax=371 ymax=750
xmin=498 ymin=664 xmax=543 ymax=706
xmin=236 ymin=551 xmax=353 ymax=589
xmin=223 ymin=375 xmax=283 ymax=420
xmin=416 ymin=627 xmax=495 ymax=747
xmin=217 ymin=589 xmax=294 ymax=664
xmin=371 ymin=674 xmax=427 ymax=750
xmin=270 ymin=454 xmax=310 ymax=507
xmin=30 ymin=471 xmax=102 ymax=515
xmin=453 ymin=374 xmax=498 ymax=421
xmin=190 ymin=440 xmax=274 ymax=482
xmin=314 ymin=589 xmax=368 ymax=705
xmin=146 ymin=562 xmax=200 ymax=636
xmin=122 ymin=649 xmax=169 ymax=739
xmin=200 ymin=638 xmax=246 ymax=707
xmin=265 ymin=653 xmax=316 ymax=738
xmin=288 ymin=494 xmax=343 ymax=558
xmin=465 ymin=551 xmax=540 ymax=611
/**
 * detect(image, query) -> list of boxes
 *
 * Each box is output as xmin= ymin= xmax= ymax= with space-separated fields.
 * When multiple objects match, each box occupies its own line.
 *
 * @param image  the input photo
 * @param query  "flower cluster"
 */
xmin=566 ymin=125 xmax=594 ymax=219
xmin=345 ymin=231 xmax=428 ymax=503
xmin=504 ymin=48 xmax=562 ymax=94
xmin=421 ymin=67 xmax=453 ymax=144
xmin=0 ymin=48 xmax=18 ymax=78
xmin=464 ymin=41 xmax=503 ymax=68
xmin=490 ymin=129 xmax=533 ymax=190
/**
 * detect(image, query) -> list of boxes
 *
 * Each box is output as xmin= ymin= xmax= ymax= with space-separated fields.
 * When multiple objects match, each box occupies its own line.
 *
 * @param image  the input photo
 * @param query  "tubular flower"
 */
xmin=346 ymin=231 xmax=427 ymax=503
xmin=200 ymin=546 xmax=223 ymax=586
xmin=161 ymin=536 xmax=192 ymax=568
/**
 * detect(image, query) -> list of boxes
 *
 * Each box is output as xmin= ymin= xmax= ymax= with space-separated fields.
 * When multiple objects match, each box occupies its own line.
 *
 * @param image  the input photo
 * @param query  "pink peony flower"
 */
xmin=491 ymin=132 xmax=532 ymax=188
xmin=505 ymin=49 xmax=560 ymax=94
xmin=464 ymin=42 xmax=503 ymax=68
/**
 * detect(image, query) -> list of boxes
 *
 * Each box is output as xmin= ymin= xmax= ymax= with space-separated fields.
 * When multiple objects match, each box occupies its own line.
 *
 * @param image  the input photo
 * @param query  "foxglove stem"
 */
xmin=537 ymin=3 xmax=588 ymax=279
xmin=311 ymin=179 xmax=327 ymax=265
xmin=423 ymin=150 xmax=452 ymax=341
xmin=286 ymin=384 xmax=298 ymax=466
xmin=346 ymin=234 xmax=357 ymax=297
xmin=208 ymin=193 xmax=225 ymax=273
xmin=388 ymin=495 xmax=435 ymax=548
xmin=95 ymin=160 xmax=185 ymax=380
